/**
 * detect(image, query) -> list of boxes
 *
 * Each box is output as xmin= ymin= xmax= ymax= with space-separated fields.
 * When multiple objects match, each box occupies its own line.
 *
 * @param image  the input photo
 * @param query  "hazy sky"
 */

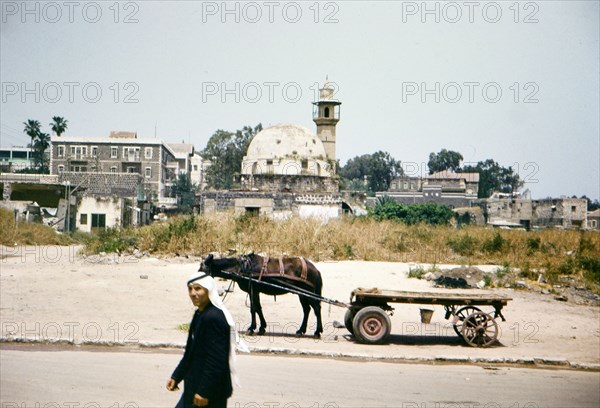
xmin=1 ymin=1 xmax=598 ymax=199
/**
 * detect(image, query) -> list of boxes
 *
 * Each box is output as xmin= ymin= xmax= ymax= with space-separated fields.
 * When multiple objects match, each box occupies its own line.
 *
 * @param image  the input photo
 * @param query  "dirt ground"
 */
xmin=1 ymin=245 xmax=599 ymax=368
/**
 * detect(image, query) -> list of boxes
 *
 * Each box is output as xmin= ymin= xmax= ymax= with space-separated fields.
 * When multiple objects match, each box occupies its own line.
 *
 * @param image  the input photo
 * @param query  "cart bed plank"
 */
xmin=351 ymin=288 xmax=511 ymax=306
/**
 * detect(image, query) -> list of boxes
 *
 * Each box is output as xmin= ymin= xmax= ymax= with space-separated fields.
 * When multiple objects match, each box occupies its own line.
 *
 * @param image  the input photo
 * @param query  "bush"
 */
xmin=526 ymin=236 xmax=541 ymax=253
xmin=370 ymin=199 xmax=454 ymax=226
xmin=447 ymin=234 xmax=478 ymax=256
xmin=482 ymin=232 xmax=508 ymax=254
xmin=92 ymin=228 xmax=137 ymax=254
xmin=408 ymin=265 xmax=425 ymax=279
xmin=579 ymin=256 xmax=600 ymax=284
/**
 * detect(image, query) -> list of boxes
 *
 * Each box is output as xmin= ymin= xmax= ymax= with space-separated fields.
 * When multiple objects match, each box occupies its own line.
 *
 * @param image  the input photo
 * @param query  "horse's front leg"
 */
xmin=253 ymin=292 xmax=267 ymax=335
xmin=246 ymin=296 xmax=257 ymax=336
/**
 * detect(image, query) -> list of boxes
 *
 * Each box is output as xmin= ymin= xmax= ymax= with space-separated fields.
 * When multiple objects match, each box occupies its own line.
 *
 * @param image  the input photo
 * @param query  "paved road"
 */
xmin=1 ymin=345 xmax=599 ymax=408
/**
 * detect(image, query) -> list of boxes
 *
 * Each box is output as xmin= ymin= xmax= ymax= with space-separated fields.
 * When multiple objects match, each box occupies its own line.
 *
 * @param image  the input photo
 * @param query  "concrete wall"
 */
xmin=297 ymin=204 xmax=340 ymax=220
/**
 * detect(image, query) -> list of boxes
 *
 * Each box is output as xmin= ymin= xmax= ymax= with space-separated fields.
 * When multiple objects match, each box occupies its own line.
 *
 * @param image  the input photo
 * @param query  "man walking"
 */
xmin=167 ymin=271 xmax=238 ymax=408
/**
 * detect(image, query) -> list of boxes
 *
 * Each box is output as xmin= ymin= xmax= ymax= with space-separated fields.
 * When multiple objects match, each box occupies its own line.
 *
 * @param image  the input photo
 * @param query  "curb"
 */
xmin=2 ymin=337 xmax=599 ymax=371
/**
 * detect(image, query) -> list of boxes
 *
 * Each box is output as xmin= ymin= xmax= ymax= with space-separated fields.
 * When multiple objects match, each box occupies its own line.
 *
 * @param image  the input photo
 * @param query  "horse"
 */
xmin=199 ymin=253 xmax=324 ymax=338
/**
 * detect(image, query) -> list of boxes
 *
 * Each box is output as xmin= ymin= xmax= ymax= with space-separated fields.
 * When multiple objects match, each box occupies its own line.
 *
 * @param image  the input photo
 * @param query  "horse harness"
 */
xmin=254 ymin=255 xmax=313 ymax=289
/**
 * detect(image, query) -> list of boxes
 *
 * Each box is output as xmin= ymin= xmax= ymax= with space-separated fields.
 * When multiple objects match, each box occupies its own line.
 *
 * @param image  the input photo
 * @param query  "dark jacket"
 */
xmin=172 ymin=304 xmax=233 ymax=406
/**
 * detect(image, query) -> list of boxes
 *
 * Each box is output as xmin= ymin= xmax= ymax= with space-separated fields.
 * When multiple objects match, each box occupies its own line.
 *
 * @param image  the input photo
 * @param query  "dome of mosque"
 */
xmin=245 ymin=124 xmax=327 ymax=160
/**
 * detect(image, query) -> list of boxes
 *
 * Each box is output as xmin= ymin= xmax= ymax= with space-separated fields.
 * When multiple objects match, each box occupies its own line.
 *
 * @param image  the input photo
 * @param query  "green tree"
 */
xmin=200 ymin=124 xmax=262 ymax=190
xmin=427 ymin=149 xmax=464 ymax=174
xmin=339 ymin=151 xmax=403 ymax=193
xmin=23 ymin=119 xmax=41 ymax=168
xmin=171 ymin=173 xmax=197 ymax=213
xmin=579 ymin=196 xmax=600 ymax=211
xmin=32 ymin=132 xmax=51 ymax=173
xmin=50 ymin=116 xmax=68 ymax=136
xmin=461 ymin=159 xmax=523 ymax=198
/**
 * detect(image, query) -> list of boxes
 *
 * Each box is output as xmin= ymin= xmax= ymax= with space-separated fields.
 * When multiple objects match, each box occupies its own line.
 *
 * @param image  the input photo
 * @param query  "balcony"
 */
xmin=123 ymin=154 xmax=141 ymax=163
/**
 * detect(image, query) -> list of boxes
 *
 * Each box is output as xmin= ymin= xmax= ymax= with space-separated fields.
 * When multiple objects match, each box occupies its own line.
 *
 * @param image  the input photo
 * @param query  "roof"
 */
xmin=0 ymin=146 xmax=30 ymax=151
xmin=245 ymin=123 xmax=326 ymax=160
xmin=429 ymin=170 xmax=480 ymax=182
xmin=167 ymin=143 xmax=194 ymax=159
xmin=588 ymin=209 xmax=600 ymax=217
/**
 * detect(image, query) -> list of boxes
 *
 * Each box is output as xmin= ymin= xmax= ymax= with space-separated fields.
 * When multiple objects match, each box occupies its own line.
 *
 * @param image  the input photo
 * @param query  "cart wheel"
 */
xmin=344 ymin=309 xmax=357 ymax=335
xmin=461 ymin=311 xmax=499 ymax=347
xmin=352 ymin=306 xmax=391 ymax=344
xmin=452 ymin=306 xmax=482 ymax=337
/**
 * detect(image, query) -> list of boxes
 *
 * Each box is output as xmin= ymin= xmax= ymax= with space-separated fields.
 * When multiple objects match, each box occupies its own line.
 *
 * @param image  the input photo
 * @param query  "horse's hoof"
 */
xmin=295 ymin=331 xmax=304 ymax=337
xmin=257 ymin=329 xmax=266 ymax=336
xmin=313 ymin=333 xmax=321 ymax=339
xmin=245 ymin=329 xmax=255 ymax=336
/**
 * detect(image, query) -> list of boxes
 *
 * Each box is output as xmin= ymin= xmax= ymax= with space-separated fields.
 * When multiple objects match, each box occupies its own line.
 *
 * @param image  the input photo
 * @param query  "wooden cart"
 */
xmin=345 ymin=288 xmax=512 ymax=347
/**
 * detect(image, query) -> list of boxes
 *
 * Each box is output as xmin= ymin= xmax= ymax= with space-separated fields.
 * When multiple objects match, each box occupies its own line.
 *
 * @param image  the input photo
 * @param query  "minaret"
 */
xmin=312 ymin=78 xmax=341 ymax=162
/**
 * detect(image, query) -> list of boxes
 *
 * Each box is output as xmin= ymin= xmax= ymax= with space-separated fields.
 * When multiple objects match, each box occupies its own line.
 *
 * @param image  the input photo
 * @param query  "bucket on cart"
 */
xmin=419 ymin=308 xmax=434 ymax=324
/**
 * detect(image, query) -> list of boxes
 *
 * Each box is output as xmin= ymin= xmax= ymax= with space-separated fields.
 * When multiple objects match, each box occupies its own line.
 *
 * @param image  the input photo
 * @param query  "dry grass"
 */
xmin=123 ymin=212 xmax=600 ymax=289
xmin=3 ymin=207 xmax=598 ymax=289
xmin=0 ymin=208 xmax=73 ymax=246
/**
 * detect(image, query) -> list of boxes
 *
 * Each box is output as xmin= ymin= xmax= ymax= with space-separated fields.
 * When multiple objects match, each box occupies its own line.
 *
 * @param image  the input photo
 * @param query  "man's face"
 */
xmin=188 ymin=284 xmax=210 ymax=309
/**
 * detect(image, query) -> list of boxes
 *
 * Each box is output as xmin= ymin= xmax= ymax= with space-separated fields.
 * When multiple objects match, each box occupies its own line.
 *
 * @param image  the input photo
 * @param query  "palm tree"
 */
xmin=33 ymin=132 xmax=51 ymax=172
xmin=50 ymin=116 xmax=68 ymax=137
xmin=23 ymin=119 xmax=41 ymax=168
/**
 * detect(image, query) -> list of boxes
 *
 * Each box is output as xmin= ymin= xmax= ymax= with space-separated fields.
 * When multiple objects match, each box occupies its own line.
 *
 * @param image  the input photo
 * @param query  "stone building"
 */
xmin=484 ymin=197 xmax=588 ymax=229
xmin=378 ymin=170 xmax=479 ymax=208
xmin=50 ymin=131 xmax=181 ymax=208
xmin=198 ymin=80 xmax=344 ymax=220
xmin=46 ymin=131 xmax=191 ymax=231
xmin=588 ymin=209 xmax=600 ymax=230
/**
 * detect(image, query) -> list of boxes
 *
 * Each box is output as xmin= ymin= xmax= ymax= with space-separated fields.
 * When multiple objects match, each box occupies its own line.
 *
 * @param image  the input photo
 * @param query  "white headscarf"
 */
xmin=187 ymin=272 xmax=248 ymax=387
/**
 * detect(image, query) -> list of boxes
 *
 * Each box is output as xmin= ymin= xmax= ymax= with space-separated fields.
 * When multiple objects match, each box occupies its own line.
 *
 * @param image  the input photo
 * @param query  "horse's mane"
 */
xmin=210 ymin=256 xmax=240 ymax=270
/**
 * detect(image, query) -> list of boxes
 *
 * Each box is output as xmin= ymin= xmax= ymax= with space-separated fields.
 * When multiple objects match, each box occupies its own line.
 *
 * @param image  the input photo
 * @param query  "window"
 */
xmin=301 ymin=159 xmax=308 ymax=170
xmin=193 ymin=165 xmax=198 ymax=171
xmin=110 ymin=166 xmax=117 ymax=173
xmin=57 ymin=146 xmax=65 ymax=157
xmin=145 ymin=167 xmax=152 ymax=178
xmin=91 ymin=146 xmax=98 ymax=158
xmin=145 ymin=147 xmax=153 ymax=159
xmin=57 ymin=165 xmax=64 ymax=174
xmin=91 ymin=214 xmax=106 ymax=231
xmin=69 ymin=165 xmax=87 ymax=172
xmin=324 ymin=107 xmax=330 ymax=118
xmin=266 ymin=159 xmax=273 ymax=166
xmin=124 ymin=147 xmax=140 ymax=160
xmin=80 ymin=214 xmax=88 ymax=225
xmin=245 ymin=207 xmax=259 ymax=217
xmin=127 ymin=166 xmax=138 ymax=173
xmin=70 ymin=146 xmax=87 ymax=158
xmin=571 ymin=206 xmax=577 ymax=213
xmin=111 ymin=147 xmax=118 ymax=158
